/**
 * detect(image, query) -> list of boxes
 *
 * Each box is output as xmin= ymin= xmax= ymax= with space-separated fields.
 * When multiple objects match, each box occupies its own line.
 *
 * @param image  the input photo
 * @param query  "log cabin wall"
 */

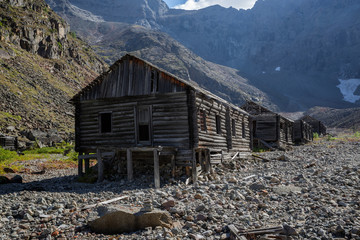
xmin=195 ymin=93 xmax=251 ymax=162
xmin=252 ymin=114 xmax=278 ymax=142
xmin=294 ymin=120 xmax=313 ymax=143
xmin=0 ymin=136 xmax=17 ymax=151
xmin=229 ymin=108 xmax=251 ymax=153
xmin=76 ymin=92 xmax=191 ymax=164
xmin=278 ymin=117 xmax=294 ymax=146
xmin=300 ymin=115 xmax=326 ymax=136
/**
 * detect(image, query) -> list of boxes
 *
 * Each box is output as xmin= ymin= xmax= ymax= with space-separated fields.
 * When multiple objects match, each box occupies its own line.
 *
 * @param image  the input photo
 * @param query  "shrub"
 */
xmin=57 ymin=41 xmax=62 ymax=50
xmin=66 ymin=150 xmax=78 ymax=161
xmin=23 ymin=147 xmax=64 ymax=154
xmin=313 ymin=132 xmax=319 ymax=139
xmin=69 ymin=31 xmax=76 ymax=38
xmin=326 ymin=135 xmax=336 ymax=141
xmin=0 ymin=147 xmax=17 ymax=162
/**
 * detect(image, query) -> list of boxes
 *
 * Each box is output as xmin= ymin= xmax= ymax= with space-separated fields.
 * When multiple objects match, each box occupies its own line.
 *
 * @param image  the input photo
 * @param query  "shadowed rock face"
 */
xmin=47 ymin=0 xmax=169 ymax=28
xmin=46 ymin=0 xmax=360 ymax=110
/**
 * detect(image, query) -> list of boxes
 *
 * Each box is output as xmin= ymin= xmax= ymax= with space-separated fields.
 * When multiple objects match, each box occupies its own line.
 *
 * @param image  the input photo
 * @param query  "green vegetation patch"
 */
xmin=0 ymin=147 xmax=18 ymax=162
xmin=0 ymin=111 xmax=22 ymax=121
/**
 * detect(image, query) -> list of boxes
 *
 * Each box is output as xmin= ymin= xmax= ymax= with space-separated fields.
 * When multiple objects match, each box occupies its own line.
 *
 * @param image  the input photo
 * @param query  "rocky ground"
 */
xmin=0 ymin=139 xmax=360 ymax=240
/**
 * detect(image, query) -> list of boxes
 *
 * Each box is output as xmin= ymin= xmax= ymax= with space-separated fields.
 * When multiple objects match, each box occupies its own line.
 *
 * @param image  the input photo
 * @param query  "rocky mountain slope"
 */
xmin=0 ymin=0 xmax=106 ymax=138
xmin=305 ymin=106 xmax=360 ymax=129
xmin=46 ymin=0 xmax=360 ymax=111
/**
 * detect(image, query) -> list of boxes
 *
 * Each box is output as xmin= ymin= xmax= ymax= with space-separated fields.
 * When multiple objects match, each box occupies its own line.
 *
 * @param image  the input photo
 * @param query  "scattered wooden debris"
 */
xmin=227 ymin=225 xmax=294 ymax=240
xmin=252 ymin=154 xmax=271 ymax=162
xmin=81 ymin=195 xmax=129 ymax=211
xmin=305 ymin=161 xmax=316 ymax=168
xmin=242 ymin=175 xmax=256 ymax=181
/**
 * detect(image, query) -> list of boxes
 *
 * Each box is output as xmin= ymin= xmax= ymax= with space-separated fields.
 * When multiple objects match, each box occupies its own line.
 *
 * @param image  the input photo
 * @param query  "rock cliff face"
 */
xmin=46 ymin=0 xmax=360 ymax=111
xmin=0 ymin=0 xmax=107 ymax=138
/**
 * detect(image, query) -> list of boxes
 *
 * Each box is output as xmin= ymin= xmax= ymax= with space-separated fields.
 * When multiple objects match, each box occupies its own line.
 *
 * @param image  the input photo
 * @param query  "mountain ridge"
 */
xmin=46 ymin=0 xmax=360 ymax=111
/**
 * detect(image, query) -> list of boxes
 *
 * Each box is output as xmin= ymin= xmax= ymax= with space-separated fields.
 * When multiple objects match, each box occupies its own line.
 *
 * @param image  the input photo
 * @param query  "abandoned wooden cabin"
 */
xmin=0 ymin=134 xmax=18 ymax=151
xmin=300 ymin=115 xmax=326 ymax=136
xmin=240 ymin=101 xmax=294 ymax=149
xmin=294 ymin=120 xmax=313 ymax=143
xmin=70 ymin=54 xmax=252 ymax=186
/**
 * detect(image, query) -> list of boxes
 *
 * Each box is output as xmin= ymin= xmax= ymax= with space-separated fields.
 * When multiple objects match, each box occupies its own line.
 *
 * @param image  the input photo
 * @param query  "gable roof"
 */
xmin=241 ymin=100 xmax=294 ymax=122
xmin=70 ymin=54 xmax=249 ymax=115
xmin=300 ymin=115 xmax=319 ymax=122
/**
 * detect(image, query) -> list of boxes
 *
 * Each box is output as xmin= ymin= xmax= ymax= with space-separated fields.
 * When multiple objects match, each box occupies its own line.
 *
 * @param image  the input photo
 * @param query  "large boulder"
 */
xmin=89 ymin=206 xmax=173 ymax=234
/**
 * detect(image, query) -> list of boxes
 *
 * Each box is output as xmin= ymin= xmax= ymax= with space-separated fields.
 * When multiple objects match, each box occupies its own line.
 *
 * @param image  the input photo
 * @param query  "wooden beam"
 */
xmin=97 ymin=148 xmax=104 ymax=182
xmin=81 ymin=195 xmax=129 ymax=211
xmin=78 ymin=154 xmax=97 ymax=160
xmin=85 ymin=159 xmax=90 ymax=174
xmin=231 ymin=152 xmax=239 ymax=161
xmin=78 ymin=152 xmax=84 ymax=176
xmin=171 ymin=155 xmax=176 ymax=178
xmin=205 ymin=149 xmax=211 ymax=173
xmin=127 ymin=148 xmax=133 ymax=181
xmin=154 ymin=149 xmax=160 ymax=188
xmin=192 ymin=149 xmax=197 ymax=183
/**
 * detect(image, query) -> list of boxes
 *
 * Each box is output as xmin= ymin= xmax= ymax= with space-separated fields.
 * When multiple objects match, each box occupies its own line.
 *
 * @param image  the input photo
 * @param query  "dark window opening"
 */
xmin=151 ymin=70 xmax=159 ymax=93
xmin=242 ymin=120 xmax=245 ymax=138
xmin=138 ymin=125 xmax=150 ymax=141
xmin=232 ymin=119 xmax=236 ymax=136
xmin=200 ymin=110 xmax=207 ymax=132
xmin=216 ymin=115 xmax=221 ymax=134
xmin=280 ymin=122 xmax=284 ymax=130
xmin=138 ymin=107 xmax=151 ymax=143
xmin=100 ymin=113 xmax=112 ymax=133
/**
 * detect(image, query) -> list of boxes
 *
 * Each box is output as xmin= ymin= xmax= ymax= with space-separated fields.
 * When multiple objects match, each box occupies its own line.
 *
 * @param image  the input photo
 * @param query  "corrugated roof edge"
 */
xmin=69 ymin=54 xmax=250 ymax=116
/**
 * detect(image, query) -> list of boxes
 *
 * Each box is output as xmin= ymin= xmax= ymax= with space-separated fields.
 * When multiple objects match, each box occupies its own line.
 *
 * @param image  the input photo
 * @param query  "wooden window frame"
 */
xmin=136 ymin=105 xmax=153 ymax=145
xmin=99 ymin=112 xmax=112 ymax=134
xmin=199 ymin=109 xmax=207 ymax=132
xmin=232 ymin=118 xmax=236 ymax=137
xmin=150 ymin=70 xmax=159 ymax=93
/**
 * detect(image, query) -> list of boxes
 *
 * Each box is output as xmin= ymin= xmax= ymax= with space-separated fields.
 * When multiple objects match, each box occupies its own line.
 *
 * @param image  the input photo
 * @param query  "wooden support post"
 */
xmin=171 ymin=155 xmax=176 ymax=178
xmin=97 ymin=148 xmax=104 ymax=183
xmin=127 ymin=148 xmax=133 ymax=181
xmin=85 ymin=159 xmax=90 ymax=174
xmin=78 ymin=152 xmax=83 ymax=176
xmin=192 ymin=149 xmax=197 ymax=183
xmin=198 ymin=150 xmax=203 ymax=171
xmin=153 ymin=149 xmax=160 ymax=189
xmin=205 ymin=150 xmax=210 ymax=173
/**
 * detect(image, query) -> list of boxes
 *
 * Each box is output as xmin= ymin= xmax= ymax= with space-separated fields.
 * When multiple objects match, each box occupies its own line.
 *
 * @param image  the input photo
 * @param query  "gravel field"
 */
xmin=0 ymin=139 xmax=359 ymax=240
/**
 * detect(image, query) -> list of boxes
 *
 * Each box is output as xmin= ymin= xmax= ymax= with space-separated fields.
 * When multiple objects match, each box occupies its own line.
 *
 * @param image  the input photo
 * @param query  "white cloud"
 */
xmin=174 ymin=0 xmax=256 ymax=10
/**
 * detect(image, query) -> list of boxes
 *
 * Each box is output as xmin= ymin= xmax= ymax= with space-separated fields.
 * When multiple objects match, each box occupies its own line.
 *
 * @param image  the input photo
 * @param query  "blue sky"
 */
xmin=163 ymin=0 xmax=257 ymax=10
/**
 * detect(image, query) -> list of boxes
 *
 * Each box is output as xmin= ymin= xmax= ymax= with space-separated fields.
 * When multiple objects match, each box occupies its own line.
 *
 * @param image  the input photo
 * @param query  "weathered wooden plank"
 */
xmin=97 ymin=148 xmax=104 ymax=182
xmin=127 ymin=149 xmax=133 ymax=181
xmin=154 ymin=149 xmax=160 ymax=189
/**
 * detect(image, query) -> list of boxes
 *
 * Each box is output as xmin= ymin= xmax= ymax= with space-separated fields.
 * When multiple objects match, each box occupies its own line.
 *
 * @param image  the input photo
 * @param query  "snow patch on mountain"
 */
xmin=337 ymin=79 xmax=360 ymax=103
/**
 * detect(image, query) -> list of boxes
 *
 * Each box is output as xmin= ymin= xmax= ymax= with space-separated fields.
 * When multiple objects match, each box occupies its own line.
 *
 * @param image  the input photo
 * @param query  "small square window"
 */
xmin=100 ymin=113 xmax=112 ymax=133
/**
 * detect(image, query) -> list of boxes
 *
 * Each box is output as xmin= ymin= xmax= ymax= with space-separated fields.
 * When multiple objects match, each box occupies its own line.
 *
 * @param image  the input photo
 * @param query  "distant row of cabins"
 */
xmin=55 ymin=55 xmax=328 ymax=185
